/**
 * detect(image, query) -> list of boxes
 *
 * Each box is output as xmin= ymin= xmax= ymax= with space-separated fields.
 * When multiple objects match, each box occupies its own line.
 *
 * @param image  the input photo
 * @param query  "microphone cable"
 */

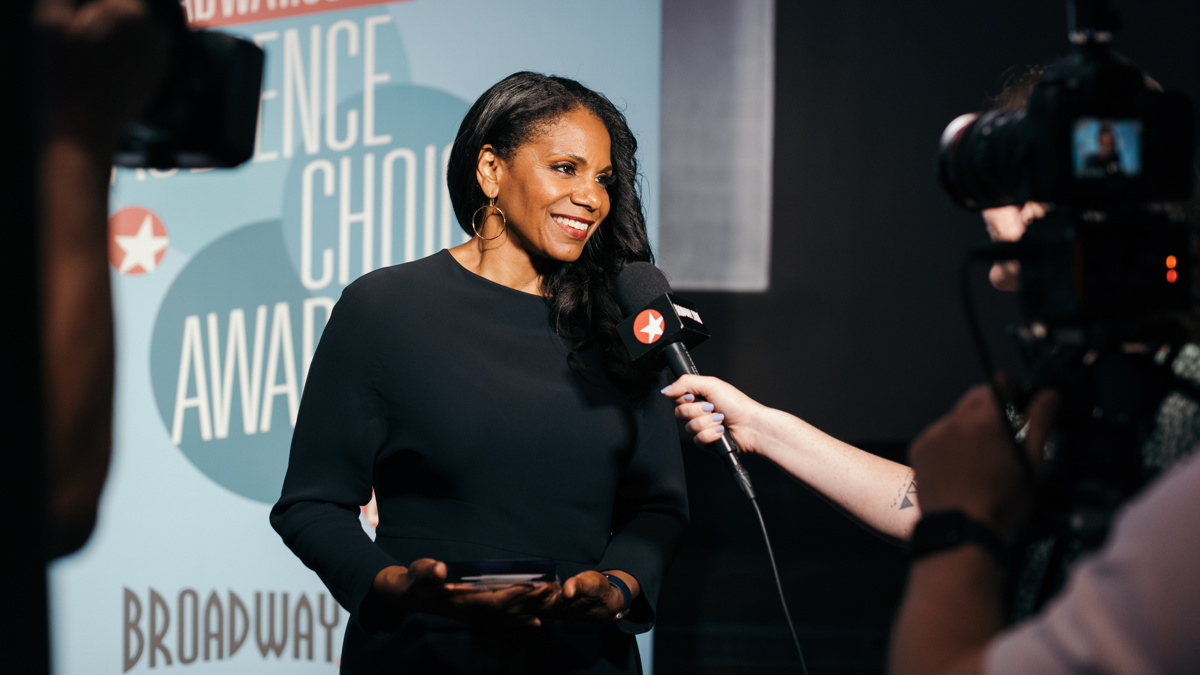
xmin=703 ymin=410 xmax=808 ymax=674
xmin=747 ymin=489 xmax=809 ymax=675
xmin=614 ymin=262 xmax=808 ymax=671
xmin=691 ymin=389 xmax=808 ymax=673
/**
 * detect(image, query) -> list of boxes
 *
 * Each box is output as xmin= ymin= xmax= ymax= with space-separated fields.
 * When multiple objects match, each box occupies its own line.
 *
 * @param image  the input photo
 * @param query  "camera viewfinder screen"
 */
xmin=1073 ymin=117 xmax=1142 ymax=179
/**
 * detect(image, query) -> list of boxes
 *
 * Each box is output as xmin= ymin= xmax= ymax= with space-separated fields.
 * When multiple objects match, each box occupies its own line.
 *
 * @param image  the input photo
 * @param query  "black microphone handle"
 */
xmin=661 ymin=342 xmax=756 ymax=500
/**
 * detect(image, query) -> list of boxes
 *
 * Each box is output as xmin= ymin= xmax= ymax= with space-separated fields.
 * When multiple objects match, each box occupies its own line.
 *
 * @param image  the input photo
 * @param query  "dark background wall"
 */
xmin=654 ymin=2 xmax=1200 ymax=673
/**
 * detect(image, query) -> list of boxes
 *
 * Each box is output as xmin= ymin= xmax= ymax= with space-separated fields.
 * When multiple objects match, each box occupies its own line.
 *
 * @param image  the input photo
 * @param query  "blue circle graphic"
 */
xmin=150 ymin=221 xmax=314 ymax=503
xmin=280 ymin=83 xmax=471 ymax=297
xmin=150 ymin=82 xmax=469 ymax=504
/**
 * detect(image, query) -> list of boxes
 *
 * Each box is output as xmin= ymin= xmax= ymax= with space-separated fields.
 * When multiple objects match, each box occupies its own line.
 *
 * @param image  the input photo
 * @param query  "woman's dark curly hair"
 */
xmin=446 ymin=72 xmax=657 ymax=400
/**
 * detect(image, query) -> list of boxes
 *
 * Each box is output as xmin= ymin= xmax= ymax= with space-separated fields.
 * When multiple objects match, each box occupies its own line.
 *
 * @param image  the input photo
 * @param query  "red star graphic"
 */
xmin=108 ymin=206 xmax=169 ymax=275
xmin=633 ymin=309 xmax=665 ymax=344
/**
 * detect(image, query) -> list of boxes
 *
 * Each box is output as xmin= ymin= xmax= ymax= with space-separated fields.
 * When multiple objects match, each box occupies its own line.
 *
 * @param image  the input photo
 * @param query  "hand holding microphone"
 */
xmin=662 ymin=374 xmax=767 ymax=451
xmin=618 ymin=263 xmax=922 ymax=542
xmin=615 ymin=262 xmax=809 ymax=669
xmin=615 ymin=262 xmax=756 ymax=500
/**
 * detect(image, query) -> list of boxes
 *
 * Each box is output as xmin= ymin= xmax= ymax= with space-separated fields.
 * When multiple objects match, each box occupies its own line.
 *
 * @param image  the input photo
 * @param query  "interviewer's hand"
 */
xmin=662 ymin=375 xmax=765 ymax=452
xmin=908 ymin=380 xmax=1060 ymax=537
xmin=371 ymin=560 xmax=560 ymax=628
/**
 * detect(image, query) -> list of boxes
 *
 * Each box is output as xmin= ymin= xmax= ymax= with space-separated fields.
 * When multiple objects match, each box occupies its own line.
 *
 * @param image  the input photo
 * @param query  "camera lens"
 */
xmin=937 ymin=108 xmax=1029 ymax=210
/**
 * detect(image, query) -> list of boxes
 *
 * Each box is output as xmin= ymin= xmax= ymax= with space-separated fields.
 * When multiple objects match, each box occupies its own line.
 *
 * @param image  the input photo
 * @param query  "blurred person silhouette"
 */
xmin=33 ymin=0 xmax=167 ymax=557
xmin=890 ymin=379 xmax=1200 ymax=674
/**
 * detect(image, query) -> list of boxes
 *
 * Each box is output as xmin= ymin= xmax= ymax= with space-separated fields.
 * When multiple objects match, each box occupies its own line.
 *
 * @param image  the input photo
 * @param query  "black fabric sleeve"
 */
xmin=269 ymin=279 xmax=398 ymax=624
xmin=597 ymin=375 xmax=689 ymax=634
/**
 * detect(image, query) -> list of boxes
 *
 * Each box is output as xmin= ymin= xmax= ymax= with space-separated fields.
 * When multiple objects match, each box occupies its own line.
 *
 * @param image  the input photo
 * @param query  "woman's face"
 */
xmin=1098 ymin=129 xmax=1115 ymax=156
xmin=487 ymin=108 xmax=613 ymax=263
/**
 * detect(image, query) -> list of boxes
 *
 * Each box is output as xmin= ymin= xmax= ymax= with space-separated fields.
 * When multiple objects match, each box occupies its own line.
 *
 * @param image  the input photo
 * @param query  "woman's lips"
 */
xmin=552 ymin=214 xmax=592 ymax=240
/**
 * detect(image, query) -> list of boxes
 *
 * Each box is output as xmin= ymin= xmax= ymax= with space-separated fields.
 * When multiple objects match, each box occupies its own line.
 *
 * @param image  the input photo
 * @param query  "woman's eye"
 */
xmin=597 ymin=174 xmax=614 ymax=188
xmin=552 ymin=163 xmax=577 ymax=175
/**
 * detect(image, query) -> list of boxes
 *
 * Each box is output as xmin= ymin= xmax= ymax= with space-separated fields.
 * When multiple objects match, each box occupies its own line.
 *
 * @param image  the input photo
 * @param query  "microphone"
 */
xmin=615 ymin=262 xmax=756 ymax=500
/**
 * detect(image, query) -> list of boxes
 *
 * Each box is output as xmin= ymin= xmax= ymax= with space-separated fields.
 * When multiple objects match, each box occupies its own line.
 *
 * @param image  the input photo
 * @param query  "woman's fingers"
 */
xmin=673 ymin=400 xmax=716 ymax=421
xmin=677 ymin=399 xmax=726 ymax=445
xmin=692 ymin=423 xmax=726 ymax=445
xmin=661 ymin=374 xmax=720 ymax=401
xmin=406 ymin=558 xmax=446 ymax=585
xmin=557 ymin=571 xmax=624 ymax=622
xmin=684 ymin=413 xmax=723 ymax=435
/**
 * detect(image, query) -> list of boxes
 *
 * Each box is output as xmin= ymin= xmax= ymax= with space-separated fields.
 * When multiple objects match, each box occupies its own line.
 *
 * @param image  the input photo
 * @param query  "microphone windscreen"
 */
xmin=616 ymin=262 xmax=673 ymax=316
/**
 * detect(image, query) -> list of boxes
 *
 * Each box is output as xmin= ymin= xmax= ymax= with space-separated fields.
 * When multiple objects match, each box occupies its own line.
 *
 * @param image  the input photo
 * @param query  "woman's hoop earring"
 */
xmin=471 ymin=198 xmax=506 ymax=241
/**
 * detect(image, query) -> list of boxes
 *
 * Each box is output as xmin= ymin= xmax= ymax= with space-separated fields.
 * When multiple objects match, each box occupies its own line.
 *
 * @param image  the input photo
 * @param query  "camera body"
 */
xmin=938 ymin=10 xmax=1197 ymax=329
xmin=1017 ymin=207 xmax=1192 ymax=326
xmin=939 ymin=47 xmax=1195 ymax=212
xmin=937 ymin=1 xmax=1200 ymax=613
xmin=113 ymin=0 xmax=264 ymax=169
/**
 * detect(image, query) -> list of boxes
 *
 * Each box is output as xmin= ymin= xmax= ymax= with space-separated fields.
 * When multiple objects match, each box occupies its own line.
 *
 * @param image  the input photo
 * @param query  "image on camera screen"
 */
xmin=1073 ymin=117 xmax=1142 ymax=180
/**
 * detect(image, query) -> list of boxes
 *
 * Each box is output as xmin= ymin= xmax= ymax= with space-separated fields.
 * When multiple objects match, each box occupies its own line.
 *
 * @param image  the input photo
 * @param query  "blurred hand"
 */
xmin=908 ymin=379 xmax=1059 ymax=537
xmin=981 ymin=201 xmax=1046 ymax=292
xmin=373 ymin=560 xmax=560 ymax=628
xmin=662 ymin=374 xmax=764 ymax=451
xmin=33 ymin=0 xmax=170 ymax=151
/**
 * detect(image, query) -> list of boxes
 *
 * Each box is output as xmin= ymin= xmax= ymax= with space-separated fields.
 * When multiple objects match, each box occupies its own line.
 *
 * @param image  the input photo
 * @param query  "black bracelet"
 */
xmin=910 ymin=510 xmax=1006 ymax=561
xmin=602 ymin=573 xmax=633 ymax=620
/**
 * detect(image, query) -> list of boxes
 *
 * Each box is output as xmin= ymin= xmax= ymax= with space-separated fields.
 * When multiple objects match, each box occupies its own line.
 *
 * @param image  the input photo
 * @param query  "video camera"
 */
xmin=938 ymin=0 xmax=1196 ymax=329
xmin=936 ymin=0 xmax=1200 ymax=616
xmin=114 ymin=0 xmax=264 ymax=169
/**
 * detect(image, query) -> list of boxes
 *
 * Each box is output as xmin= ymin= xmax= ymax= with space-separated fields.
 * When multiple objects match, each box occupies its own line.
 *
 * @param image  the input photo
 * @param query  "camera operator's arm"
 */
xmin=663 ymin=375 xmax=919 ymax=543
xmin=888 ymin=383 xmax=1057 ymax=675
xmin=34 ymin=0 xmax=167 ymax=557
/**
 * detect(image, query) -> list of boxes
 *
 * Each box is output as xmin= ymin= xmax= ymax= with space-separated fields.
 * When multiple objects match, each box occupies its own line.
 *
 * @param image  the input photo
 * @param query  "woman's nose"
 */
xmin=573 ymin=180 xmax=602 ymax=210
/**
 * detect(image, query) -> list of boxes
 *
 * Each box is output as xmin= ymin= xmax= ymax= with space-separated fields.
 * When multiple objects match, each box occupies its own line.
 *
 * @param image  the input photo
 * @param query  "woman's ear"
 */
xmin=476 ymin=144 xmax=502 ymax=199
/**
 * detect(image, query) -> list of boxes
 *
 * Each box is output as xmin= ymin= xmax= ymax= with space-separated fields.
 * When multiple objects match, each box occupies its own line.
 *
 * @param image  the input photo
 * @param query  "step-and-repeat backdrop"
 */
xmin=50 ymin=2 xmax=662 ymax=672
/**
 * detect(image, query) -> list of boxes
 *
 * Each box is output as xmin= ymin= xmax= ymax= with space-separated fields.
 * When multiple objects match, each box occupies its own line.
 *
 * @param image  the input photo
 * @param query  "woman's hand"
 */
xmin=662 ymin=374 xmax=765 ymax=452
xmin=370 ymin=560 xmax=561 ymax=628
xmin=553 ymin=570 xmax=634 ymax=623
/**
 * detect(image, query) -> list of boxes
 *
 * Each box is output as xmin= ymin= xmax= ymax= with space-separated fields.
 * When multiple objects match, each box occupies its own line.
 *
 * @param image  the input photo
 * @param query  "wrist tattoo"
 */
xmin=892 ymin=474 xmax=918 ymax=510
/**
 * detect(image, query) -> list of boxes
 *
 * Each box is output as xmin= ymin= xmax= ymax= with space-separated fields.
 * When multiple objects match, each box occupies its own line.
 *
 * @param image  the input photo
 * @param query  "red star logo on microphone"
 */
xmin=108 ymin=206 xmax=169 ymax=275
xmin=633 ymin=309 xmax=665 ymax=344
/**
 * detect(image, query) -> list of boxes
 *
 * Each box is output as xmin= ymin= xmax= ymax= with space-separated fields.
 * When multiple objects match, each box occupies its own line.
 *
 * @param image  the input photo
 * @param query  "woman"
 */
xmin=270 ymin=72 xmax=688 ymax=674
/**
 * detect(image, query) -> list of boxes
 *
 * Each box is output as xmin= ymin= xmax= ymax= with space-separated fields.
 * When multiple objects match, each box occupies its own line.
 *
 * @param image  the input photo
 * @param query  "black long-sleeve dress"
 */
xmin=271 ymin=250 xmax=688 ymax=674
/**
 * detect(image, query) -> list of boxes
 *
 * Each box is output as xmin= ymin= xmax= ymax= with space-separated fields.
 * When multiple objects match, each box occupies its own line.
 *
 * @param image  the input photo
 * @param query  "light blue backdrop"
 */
xmin=50 ymin=2 xmax=663 ymax=673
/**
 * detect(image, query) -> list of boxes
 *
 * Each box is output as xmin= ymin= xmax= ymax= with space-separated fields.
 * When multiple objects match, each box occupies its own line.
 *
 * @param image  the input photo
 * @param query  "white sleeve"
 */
xmin=985 ymin=451 xmax=1200 ymax=674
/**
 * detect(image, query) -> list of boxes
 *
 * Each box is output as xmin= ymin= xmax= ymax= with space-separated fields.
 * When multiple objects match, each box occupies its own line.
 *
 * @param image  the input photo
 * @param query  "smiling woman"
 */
xmin=444 ymin=72 xmax=660 ymax=399
xmin=459 ymin=107 xmax=614 ymax=286
xmin=271 ymin=72 xmax=688 ymax=674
